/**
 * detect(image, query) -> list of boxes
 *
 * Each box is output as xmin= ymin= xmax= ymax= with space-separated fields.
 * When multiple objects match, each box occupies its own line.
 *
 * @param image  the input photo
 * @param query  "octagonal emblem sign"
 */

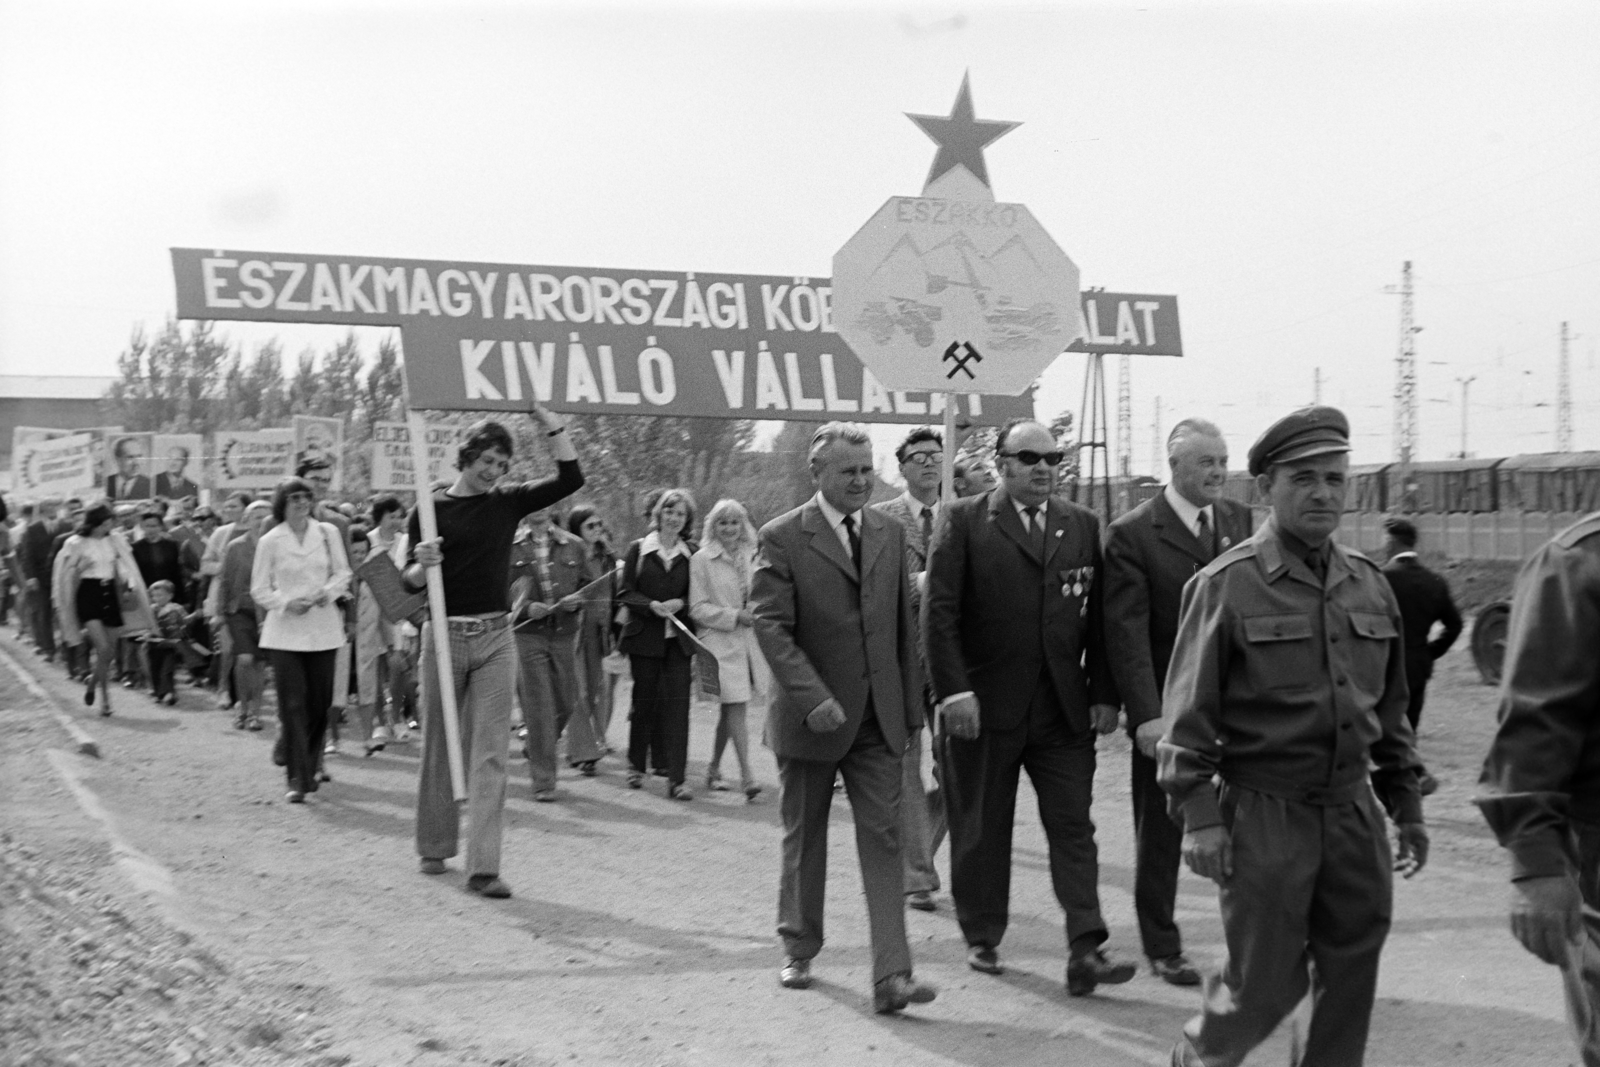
xmin=831 ymin=195 xmax=1083 ymax=396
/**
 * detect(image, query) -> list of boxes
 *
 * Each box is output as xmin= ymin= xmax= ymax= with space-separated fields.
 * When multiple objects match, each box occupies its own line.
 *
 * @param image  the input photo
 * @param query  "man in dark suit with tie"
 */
xmin=1380 ymin=517 xmax=1462 ymax=795
xmin=873 ymin=426 xmax=945 ymax=912
xmin=752 ymin=421 xmax=937 ymax=1015
xmin=924 ymin=417 xmax=1137 ymax=995
xmin=1104 ymin=417 xmax=1254 ymax=986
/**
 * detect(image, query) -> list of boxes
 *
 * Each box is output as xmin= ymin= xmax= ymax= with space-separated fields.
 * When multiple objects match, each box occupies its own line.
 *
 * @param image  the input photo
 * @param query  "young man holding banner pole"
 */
xmin=403 ymin=402 xmax=583 ymax=899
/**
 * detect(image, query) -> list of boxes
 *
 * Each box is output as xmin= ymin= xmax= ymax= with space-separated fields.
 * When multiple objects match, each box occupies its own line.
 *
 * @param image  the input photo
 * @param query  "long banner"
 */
xmin=171 ymin=248 xmax=1038 ymax=424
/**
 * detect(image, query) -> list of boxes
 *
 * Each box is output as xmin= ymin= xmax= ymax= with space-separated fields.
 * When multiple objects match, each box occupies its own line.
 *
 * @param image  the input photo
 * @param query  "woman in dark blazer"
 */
xmin=618 ymin=487 xmax=698 ymax=799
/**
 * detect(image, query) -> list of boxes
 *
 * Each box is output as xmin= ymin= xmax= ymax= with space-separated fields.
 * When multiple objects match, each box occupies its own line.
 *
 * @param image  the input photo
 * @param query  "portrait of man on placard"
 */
xmin=293 ymin=416 xmax=344 ymax=491
xmin=153 ymin=435 xmax=203 ymax=501
xmin=105 ymin=433 xmax=154 ymax=501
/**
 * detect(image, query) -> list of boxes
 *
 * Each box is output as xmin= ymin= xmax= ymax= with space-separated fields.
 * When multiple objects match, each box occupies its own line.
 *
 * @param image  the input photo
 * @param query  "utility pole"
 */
xmin=1456 ymin=375 xmax=1475 ymax=458
xmin=1558 ymin=321 xmax=1573 ymax=451
xmin=1116 ymin=354 xmax=1132 ymax=478
xmin=1384 ymin=261 xmax=1420 ymax=511
xmin=1152 ymin=395 xmax=1163 ymax=478
xmin=1313 ymin=366 xmax=1322 ymax=404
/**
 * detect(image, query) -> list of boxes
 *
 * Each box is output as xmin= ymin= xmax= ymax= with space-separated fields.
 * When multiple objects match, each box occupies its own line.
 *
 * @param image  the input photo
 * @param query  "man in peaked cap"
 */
xmin=1159 ymin=405 xmax=1429 ymax=1067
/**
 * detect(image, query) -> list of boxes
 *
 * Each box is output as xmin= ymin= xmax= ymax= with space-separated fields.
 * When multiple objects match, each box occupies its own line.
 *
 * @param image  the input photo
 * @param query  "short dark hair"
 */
xmin=1383 ymin=516 xmax=1418 ymax=548
xmin=456 ymin=420 xmax=514 ymax=471
xmin=295 ymin=454 xmax=333 ymax=478
xmin=227 ymin=490 xmax=252 ymax=508
xmin=651 ymin=488 xmax=697 ymax=536
xmin=271 ymin=477 xmax=314 ymax=523
xmin=370 ymin=494 xmax=405 ymax=522
xmin=895 ymin=427 xmax=943 ymax=464
xmin=566 ymin=504 xmax=599 ymax=538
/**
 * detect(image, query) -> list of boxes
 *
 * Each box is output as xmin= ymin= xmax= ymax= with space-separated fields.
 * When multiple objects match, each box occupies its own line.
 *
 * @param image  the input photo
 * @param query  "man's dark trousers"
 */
xmin=28 ymin=587 xmax=55 ymax=658
xmin=942 ymin=672 xmax=1106 ymax=952
xmin=1131 ymin=747 xmax=1182 ymax=959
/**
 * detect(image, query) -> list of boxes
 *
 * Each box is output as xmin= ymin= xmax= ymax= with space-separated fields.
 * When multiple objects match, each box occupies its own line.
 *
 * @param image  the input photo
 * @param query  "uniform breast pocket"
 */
xmin=1346 ymin=610 xmax=1398 ymax=695
xmin=1242 ymin=613 xmax=1317 ymax=692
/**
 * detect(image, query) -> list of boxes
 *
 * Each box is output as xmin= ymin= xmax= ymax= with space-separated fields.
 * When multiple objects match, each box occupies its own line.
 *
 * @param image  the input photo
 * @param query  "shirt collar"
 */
xmin=1163 ymin=482 xmax=1213 ymax=536
xmin=814 ymin=491 xmax=861 ymax=532
xmin=640 ymin=528 xmax=691 ymax=561
xmin=899 ymin=490 xmax=938 ymax=520
xmin=1389 ymin=550 xmax=1419 ymax=562
xmin=1011 ymin=497 xmax=1046 ymax=522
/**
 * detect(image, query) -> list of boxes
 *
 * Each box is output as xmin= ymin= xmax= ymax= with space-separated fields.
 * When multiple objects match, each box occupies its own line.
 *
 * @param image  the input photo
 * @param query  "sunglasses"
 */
xmin=901 ymin=452 xmax=941 ymax=467
xmin=999 ymin=449 xmax=1067 ymax=468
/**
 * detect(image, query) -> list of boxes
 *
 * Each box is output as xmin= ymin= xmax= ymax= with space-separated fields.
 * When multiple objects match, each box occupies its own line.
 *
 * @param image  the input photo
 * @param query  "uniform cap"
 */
xmin=1247 ymin=405 xmax=1351 ymax=477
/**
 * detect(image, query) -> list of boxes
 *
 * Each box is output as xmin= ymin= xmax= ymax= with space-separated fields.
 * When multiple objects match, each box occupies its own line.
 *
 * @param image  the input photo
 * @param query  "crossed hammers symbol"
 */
xmin=942 ymin=341 xmax=982 ymax=380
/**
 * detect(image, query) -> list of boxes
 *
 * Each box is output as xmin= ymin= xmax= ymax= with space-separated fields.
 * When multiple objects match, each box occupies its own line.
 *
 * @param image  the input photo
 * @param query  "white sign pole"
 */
xmin=942 ymin=392 xmax=957 ymax=501
xmin=402 ymin=404 xmax=467 ymax=803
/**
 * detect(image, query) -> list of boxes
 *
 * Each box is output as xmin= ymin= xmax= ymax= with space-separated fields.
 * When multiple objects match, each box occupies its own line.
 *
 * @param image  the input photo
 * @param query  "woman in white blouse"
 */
xmin=251 ymin=477 xmax=351 ymax=803
xmin=690 ymin=498 xmax=769 ymax=801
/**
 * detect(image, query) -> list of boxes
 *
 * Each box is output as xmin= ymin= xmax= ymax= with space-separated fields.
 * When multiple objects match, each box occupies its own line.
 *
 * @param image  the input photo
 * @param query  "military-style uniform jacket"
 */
xmin=1158 ymin=515 xmax=1425 ymax=831
xmin=1478 ymin=512 xmax=1600 ymax=881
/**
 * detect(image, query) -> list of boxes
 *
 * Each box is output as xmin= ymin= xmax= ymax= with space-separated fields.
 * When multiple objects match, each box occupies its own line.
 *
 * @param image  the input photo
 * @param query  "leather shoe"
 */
xmin=1067 ymin=948 xmax=1137 ymax=996
xmin=1419 ymin=772 xmax=1440 ymax=796
xmin=966 ymin=945 xmax=1003 ymax=975
xmin=1151 ymin=953 xmax=1202 ymax=986
xmin=779 ymin=957 xmax=812 ymax=989
xmin=873 ymin=972 xmax=937 ymax=1014
xmin=906 ymin=890 xmax=936 ymax=912
xmin=466 ymin=874 xmax=511 ymax=898
xmin=419 ymin=857 xmax=447 ymax=875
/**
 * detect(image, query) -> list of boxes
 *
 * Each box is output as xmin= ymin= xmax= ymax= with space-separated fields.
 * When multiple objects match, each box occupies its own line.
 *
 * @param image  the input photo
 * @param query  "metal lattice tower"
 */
xmin=1116 ymin=354 xmax=1132 ymax=477
xmin=1386 ymin=261 xmax=1419 ymax=508
xmin=1558 ymin=321 xmax=1573 ymax=451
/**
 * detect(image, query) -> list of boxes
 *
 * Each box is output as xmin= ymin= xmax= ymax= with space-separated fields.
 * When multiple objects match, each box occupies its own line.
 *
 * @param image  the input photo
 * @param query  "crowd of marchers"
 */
xmin=0 ymin=399 xmax=1594 ymax=1064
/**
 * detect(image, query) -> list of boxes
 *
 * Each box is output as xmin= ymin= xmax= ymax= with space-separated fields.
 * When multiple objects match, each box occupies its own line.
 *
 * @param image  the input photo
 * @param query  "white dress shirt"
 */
xmin=814 ymin=492 xmax=863 ymax=556
xmin=1163 ymin=482 xmax=1215 ymax=541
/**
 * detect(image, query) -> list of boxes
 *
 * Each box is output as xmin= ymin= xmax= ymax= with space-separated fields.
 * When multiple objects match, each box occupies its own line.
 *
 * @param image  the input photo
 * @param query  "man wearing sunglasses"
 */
xmin=923 ymin=418 xmax=1136 ymax=996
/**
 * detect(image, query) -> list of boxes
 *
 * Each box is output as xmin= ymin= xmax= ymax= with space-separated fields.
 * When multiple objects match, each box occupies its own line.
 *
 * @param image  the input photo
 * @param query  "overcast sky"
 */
xmin=2 ymin=0 xmax=1597 ymax=473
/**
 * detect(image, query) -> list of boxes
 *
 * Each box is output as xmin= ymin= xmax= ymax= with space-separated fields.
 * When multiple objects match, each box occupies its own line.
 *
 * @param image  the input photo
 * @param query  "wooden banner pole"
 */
xmin=942 ymin=392 xmax=957 ymax=501
xmin=397 ymin=365 xmax=467 ymax=802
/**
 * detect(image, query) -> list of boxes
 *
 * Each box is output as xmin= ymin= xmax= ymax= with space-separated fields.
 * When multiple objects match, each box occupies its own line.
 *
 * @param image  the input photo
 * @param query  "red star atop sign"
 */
xmin=905 ymin=73 xmax=1020 ymax=191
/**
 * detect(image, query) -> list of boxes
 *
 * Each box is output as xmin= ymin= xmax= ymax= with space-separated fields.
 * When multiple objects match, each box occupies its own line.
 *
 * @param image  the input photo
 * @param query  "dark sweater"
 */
xmin=407 ymin=460 xmax=584 ymax=616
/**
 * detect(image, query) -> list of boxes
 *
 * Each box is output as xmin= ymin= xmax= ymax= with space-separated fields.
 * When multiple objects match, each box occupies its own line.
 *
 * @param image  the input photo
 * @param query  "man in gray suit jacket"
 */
xmin=752 ymin=422 xmax=936 ymax=1015
xmin=1104 ymin=417 xmax=1254 ymax=986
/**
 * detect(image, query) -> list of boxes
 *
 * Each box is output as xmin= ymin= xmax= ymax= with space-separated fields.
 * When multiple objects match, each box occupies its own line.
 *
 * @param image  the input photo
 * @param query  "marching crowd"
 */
xmin=1 ymin=398 xmax=1597 ymax=1065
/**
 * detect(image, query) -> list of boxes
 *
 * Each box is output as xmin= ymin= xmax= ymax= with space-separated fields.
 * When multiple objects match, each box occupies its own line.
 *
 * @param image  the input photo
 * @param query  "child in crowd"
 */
xmin=144 ymin=579 xmax=191 ymax=705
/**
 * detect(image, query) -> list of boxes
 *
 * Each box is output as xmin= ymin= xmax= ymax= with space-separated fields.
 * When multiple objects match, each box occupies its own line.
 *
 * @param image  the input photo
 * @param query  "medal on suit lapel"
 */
xmin=1221 ymin=536 xmax=1232 ymax=550
xmin=1060 ymin=565 xmax=1095 ymax=618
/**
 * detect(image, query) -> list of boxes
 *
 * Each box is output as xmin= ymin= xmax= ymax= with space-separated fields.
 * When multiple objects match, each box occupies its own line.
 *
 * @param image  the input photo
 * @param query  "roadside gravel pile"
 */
xmin=0 ymin=833 xmax=339 ymax=1067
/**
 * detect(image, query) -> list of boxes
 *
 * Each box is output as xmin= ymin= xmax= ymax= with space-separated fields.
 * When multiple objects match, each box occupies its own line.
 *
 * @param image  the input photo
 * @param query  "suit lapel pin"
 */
xmin=1221 ymin=536 xmax=1232 ymax=549
xmin=1054 ymin=530 xmax=1063 ymax=538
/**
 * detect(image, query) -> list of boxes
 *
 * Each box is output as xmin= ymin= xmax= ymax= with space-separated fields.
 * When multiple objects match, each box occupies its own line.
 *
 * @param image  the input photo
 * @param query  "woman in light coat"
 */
xmin=56 ymin=502 xmax=152 ymax=716
xmin=689 ymin=498 xmax=768 ymax=801
xmin=251 ymin=477 xmax=351 ymax=803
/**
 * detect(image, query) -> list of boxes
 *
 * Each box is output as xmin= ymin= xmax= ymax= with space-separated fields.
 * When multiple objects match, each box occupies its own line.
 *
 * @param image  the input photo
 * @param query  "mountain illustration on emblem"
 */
xmin=853 ymin=229 xmax=1061 ymax=350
